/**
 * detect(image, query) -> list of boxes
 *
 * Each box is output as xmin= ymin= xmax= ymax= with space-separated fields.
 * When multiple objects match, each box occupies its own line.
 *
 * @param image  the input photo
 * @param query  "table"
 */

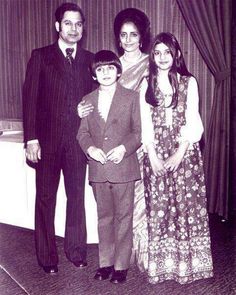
xmin=0 ymin=131 xmax=98 ymax=243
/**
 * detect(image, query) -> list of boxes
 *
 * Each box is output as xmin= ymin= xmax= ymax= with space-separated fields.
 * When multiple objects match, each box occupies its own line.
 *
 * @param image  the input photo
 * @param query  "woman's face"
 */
xmin=119 ymin=22 xmax=141 ymax=53
xmin=153 ymin=43 xmax=173 ymax=71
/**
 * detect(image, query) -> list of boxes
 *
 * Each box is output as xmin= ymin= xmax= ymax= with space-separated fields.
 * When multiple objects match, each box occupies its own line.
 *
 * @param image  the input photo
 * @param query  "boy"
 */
xmin=77 ymin=50 xmax=141 ymax=284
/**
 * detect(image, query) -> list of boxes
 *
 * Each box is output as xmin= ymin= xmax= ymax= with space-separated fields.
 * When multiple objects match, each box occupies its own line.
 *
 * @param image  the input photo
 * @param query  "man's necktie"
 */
xmin=65 ymin=48 xmax=74 ymax=65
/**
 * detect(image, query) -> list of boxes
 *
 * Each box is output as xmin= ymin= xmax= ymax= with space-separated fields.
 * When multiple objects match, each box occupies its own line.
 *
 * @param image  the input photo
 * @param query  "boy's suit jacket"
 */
xmin=77 ymin=83 xmax=141 ymax=183
xmin=23 ymin=42 xmax=94 ymax=153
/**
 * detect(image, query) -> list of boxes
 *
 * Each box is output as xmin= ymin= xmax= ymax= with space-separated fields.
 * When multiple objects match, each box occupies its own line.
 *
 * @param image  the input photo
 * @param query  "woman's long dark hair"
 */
xmin=145 ymin=32 xmax=192 ymax=108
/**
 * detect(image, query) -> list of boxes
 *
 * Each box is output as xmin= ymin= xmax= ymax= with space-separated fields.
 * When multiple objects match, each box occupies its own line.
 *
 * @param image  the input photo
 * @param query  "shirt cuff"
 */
xmin=27 ymin=139 xmax=39 ymax=144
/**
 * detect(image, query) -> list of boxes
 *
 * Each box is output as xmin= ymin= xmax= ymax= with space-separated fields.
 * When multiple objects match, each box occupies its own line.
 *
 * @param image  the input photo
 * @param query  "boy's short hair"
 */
xmin=91 ymin=50 xmax=122 ymax=78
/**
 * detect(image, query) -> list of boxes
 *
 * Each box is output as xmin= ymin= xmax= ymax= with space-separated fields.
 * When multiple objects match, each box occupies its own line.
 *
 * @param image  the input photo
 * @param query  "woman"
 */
xmin=143 ymin=32 xmax=213 ymax=284
xmin=113 ymin=8 xmax=150 ymax=91
xmin=78 ymin=8 xmax=151 ymax=272
xmin=114 ymin=8 xmax=151 ymax=273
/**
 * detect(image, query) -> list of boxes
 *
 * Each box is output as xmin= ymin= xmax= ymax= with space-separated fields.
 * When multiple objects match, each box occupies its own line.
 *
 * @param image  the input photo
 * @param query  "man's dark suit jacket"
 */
xmin=23 ymin=42 xmax=94 ymax=153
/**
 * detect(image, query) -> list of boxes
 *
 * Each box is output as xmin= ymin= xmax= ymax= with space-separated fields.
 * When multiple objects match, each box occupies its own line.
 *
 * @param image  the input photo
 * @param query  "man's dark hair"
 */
xmin=55 ymin=2 xmax=85 ymax=24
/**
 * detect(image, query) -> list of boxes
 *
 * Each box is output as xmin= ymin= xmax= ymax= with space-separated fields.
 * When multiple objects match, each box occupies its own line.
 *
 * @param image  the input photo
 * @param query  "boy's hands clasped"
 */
xmin=87 ymin=146 xmax=107 ymax=164
xmin=106 ymin=145 xmax=126 ymax=164
xmin=87 ymin=145 xmax=126 ymax=165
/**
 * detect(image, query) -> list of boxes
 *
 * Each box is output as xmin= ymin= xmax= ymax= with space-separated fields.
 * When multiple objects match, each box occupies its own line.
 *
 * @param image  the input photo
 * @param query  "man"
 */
xmin=23 ymin=3 xmax=94 ymax=274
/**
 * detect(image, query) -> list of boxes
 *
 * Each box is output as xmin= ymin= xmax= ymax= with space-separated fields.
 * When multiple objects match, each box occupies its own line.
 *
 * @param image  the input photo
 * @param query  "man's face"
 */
xmin=55 ymin=11 xmax=83 ymax=45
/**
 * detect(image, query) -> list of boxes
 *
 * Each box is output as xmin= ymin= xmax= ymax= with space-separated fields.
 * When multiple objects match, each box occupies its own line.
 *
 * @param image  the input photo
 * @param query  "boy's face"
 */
xmin=94 ymin=64 xmax=119 ymax=87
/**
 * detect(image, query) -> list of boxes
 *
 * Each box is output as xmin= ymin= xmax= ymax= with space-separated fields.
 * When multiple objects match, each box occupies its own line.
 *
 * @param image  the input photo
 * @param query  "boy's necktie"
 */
xmin=65 ymin=48 xmax=74 ymax=65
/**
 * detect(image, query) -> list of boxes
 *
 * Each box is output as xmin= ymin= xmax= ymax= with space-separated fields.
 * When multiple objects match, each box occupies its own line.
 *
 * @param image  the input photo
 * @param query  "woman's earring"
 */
xmin=140 ymin=43 xmax=142 ymax=48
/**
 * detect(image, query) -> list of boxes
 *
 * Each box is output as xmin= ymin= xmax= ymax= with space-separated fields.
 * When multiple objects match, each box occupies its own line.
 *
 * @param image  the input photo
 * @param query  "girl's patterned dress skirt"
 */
xmin=143 ymin=76 xmax=213 ymax=284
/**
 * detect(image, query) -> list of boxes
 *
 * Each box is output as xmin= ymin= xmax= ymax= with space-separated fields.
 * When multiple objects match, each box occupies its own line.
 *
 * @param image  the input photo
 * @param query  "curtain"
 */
xmin=0 ymin=0 xmax=214 ymax=134
xmin=177 ymin=0 xmax=232 ymax=219
xmin=230 ymin=2 xmax=236 ymax=210
xmin=81 ymin=0 xmax=215 ymax=139
xmin=0 ymin=0 xmax=71 ymax=120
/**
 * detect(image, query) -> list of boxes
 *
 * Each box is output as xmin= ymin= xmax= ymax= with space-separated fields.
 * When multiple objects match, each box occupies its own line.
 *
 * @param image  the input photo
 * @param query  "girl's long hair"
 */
xmin=145 ymin=32 xmax=192 ymax=108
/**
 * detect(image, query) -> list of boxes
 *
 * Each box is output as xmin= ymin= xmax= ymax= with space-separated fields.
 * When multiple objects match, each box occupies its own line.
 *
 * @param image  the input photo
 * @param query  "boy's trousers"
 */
xmin=92 ymin=181 xmax=135 ymax=270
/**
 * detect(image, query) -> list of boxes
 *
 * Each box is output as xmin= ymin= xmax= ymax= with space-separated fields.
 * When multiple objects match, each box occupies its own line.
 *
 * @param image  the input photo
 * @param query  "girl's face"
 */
xmin=119 ymin=22 xmax=141 ymax=53
xmin=153 ymin=43 xmax=173 ymax=71
xmin=94 ymin=64 xmax=119 ymax=87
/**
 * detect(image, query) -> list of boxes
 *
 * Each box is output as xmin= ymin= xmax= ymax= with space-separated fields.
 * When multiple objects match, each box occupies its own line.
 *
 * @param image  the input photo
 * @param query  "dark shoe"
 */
xmin=94 ymin=266 xmax=114 ymax=281
xmin=42 ymin=265 xmax=58 ymax=274
xmin=110 ymin=269 xmax=128 ymax=284
xmin=73 ymin=260 xmax=88 ymax=268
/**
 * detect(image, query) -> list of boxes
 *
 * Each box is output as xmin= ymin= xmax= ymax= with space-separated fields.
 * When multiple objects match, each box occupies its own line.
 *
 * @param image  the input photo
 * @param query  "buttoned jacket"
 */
xmin=23 ymin=42 xmax=94 ymax=153
xmin=77 ymin=83 xmax=141 ymax=183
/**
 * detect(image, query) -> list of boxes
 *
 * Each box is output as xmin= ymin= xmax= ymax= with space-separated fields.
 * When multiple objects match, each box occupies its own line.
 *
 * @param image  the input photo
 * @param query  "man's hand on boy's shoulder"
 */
xmin=77 ymin=100 xmax=94 ymax=118
xmin=106 ymin=145 xmax=126 ymax=164
xmin=87 ymin=146 xmax=107 ymax=164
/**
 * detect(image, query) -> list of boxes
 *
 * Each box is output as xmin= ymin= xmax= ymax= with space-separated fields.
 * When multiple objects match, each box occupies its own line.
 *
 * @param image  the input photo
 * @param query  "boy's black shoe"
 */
xmin=94 ymin=266 xmax=114 ymax=280
xmin=110 ymin=269 xmax=128 ymax=284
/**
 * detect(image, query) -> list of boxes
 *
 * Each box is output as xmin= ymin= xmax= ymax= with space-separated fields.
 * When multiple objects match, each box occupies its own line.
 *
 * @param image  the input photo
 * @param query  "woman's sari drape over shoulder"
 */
xmin=119 ymin=54 xmax=149 ymax=271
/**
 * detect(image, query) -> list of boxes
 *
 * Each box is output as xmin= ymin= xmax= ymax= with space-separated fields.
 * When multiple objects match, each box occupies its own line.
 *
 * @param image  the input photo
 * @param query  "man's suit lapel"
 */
xmin=74 ymin=45 xmax=85 ymax=64
xmin=73 ymin=45 xmax=92 ymax=95
xmin=46 ymin=42 xmax=68 ymax=82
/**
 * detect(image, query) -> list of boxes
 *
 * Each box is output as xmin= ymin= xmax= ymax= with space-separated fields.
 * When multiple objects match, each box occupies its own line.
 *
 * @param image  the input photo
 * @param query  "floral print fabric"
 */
xmin=143 ymin=76 xmax=213 ymax=284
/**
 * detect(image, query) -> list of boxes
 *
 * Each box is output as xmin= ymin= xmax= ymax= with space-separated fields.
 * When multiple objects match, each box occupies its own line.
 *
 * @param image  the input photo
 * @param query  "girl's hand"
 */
xmin=149 ymin=154 xmax=167 ymax=177
xmin=77 ymin=100 xmax=94 ymax=118
xmin=164 ymin=141 xmax=189 ymax=172
xmin=145 ymin=142 xmax=166 ymax=176
xmin=164 ymin=151 xmax=183 ymax=172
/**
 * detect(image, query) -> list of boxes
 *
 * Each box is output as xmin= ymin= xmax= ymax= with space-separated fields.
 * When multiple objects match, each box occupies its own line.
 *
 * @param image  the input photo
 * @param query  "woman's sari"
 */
xmin=119 ymin=54 xmax=149 ymax=271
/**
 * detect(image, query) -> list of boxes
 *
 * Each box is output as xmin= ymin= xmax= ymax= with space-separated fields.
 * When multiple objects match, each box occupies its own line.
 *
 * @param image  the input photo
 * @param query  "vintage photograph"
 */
xmin=0 ymin=0 xmax=234 ymax=294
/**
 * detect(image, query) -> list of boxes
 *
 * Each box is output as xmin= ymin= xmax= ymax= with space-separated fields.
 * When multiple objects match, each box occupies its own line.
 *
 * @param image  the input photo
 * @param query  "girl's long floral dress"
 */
xmin=143 ymin=76 xmax=213 ymax=284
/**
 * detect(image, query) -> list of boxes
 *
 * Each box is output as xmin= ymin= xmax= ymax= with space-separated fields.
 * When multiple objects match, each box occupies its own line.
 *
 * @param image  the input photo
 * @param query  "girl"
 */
xmin=143 ymin=32 xmax=213 ymax=284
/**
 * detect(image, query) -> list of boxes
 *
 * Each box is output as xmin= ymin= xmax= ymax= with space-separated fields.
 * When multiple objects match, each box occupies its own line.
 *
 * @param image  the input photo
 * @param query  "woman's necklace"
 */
xmin=122 ymin=50 xmax=143 ymax=64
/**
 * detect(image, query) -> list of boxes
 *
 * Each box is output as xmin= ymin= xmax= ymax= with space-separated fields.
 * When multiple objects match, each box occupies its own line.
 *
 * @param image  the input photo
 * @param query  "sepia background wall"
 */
xmin=0 ymin=0 xmax=214 ymax=141
xmin=0 ymin=0 xmax=234 ymax=218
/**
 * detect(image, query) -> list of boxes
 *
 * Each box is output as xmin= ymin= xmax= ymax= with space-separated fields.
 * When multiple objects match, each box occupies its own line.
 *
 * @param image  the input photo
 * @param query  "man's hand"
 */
xmin=87 ymin=146 xmax=107 ymax=164
xmin=106 ymin=145 xmax=126 ymax=164
xmin=77 ymin=100 xmax=94 ymax=118
xmin=25 ymin=142 xmax=41 ymax=163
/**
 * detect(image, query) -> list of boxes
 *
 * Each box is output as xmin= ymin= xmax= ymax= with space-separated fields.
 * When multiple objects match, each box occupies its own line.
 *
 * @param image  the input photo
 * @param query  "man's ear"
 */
xmin=55 ymin=22 xmax=60 ymax=32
